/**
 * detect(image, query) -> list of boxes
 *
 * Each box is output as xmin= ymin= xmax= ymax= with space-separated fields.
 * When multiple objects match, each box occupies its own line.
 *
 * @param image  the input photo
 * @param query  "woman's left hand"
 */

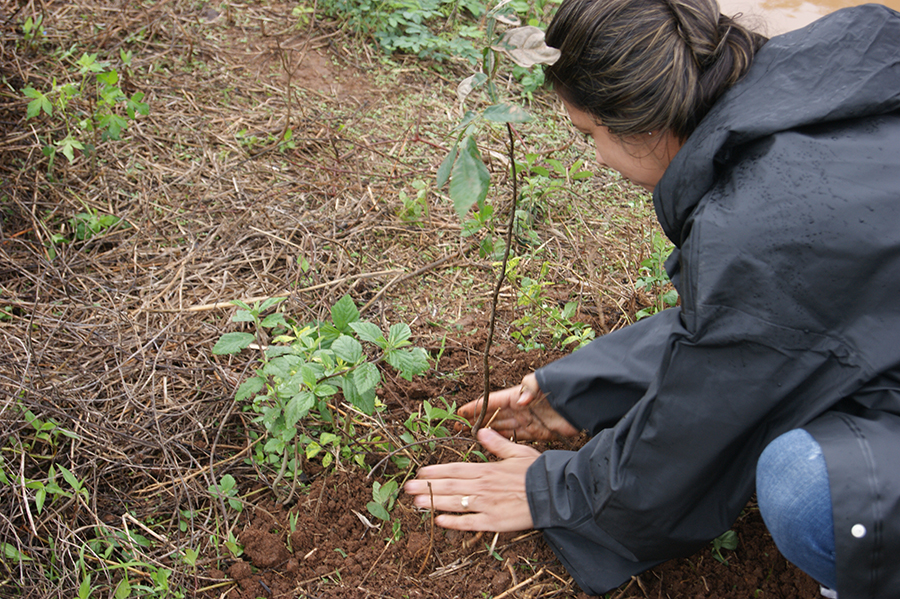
xmin=403 ymin=428 xmax=540 ymax=532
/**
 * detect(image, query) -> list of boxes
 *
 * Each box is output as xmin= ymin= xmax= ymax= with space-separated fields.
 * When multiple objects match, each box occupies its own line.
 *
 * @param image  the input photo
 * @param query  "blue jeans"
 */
xmin=756 ymin=429 xmax=837 ymax=590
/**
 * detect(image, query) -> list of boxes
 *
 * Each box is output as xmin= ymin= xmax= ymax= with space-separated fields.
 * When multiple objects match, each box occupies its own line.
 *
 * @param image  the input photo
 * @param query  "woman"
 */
xmin=404 ymin=0 xmax=900 ymax=596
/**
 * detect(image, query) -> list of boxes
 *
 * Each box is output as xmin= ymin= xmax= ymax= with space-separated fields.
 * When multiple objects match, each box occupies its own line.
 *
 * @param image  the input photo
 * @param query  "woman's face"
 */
xmin=561 ymin=98 xmax=681 ymax=192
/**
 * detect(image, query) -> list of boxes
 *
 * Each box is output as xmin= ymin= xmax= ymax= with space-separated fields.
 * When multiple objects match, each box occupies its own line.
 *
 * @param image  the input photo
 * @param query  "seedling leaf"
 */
xmin=349 ymin=321 xmax=385 ymax=346
xmin=212 ymin=332 xmax=255 ymax=355
xmin=352 ymin=362 xmax=381 ymax=394
xmin=332 ymin=335 xmax=363 ymax=363
xmin=366 ymin=501 xmax=390 ymax=522
xmin=436 ymin=141 xmax=459 ymax=189
xmin=482 ymin=103 xmax=532 ymax=123
xmin=235 ymin=376 xmax=265 ymax=402
xmin=449 ymin=136 xmax=490 ymax=218
xmin=331 ymin=295 xmax=360 ymax=331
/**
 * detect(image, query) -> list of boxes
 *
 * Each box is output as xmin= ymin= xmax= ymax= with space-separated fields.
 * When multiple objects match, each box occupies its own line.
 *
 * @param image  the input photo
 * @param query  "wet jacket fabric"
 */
xmin=526 ymin=5 xmax=900 ymax=597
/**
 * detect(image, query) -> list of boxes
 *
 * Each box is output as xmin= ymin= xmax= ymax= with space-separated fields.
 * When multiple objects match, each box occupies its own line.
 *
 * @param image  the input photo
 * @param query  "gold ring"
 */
xmin=461 ymin=495 xmax=470 ymax=510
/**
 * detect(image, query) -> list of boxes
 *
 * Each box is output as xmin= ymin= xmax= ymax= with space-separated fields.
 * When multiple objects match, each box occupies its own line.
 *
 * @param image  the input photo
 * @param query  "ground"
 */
xmin=0 ymin=1 xmax=819 ymax=597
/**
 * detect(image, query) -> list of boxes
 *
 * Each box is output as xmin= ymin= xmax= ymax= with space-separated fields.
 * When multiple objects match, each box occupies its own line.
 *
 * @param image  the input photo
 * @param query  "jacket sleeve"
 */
xmin=527 ymin=302 xmax=865 ymax=566
xmin=534 ymin=309 xmax=682 ymax=435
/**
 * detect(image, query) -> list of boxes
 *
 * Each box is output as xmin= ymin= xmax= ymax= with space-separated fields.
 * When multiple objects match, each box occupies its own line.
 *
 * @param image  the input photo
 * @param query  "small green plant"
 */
xmin=506 ymin=258 xmax=595 ymax=351
xmin=322 ymin=0 xmax=483 ymax=62
xmin=366 ymin=479 xmax=399 ymax=522
xmin=208 ymin=474 xmax=243 ymax=512
xmin=711 ymin=529 xmax=739 ymax=564
xmin=397 ymin=179 xmax=429 ymax=224
xmin=22 ymin=51 xmax=148 ymax=173
xmin=213 ymin=294 xmax=429 ymax=494
xmin=635 ymin=231 xmax=679 ymax=320
xmin=21 ymin=14 xmax=44 ymax=47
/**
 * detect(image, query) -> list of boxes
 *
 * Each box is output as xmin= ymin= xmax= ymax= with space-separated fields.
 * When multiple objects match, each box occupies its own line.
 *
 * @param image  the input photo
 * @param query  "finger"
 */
xmin=410 ymin=492 xmax=474 ymax=513
xmin=517 ymin=373 xmax=540 ymax=405
xmin=478 ymin=427 xmax=536 ymax=459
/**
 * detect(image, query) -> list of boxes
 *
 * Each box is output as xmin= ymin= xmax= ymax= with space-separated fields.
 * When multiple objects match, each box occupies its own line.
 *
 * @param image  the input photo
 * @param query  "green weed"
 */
xmin=213 ymin=294 xmax=429 ymax=495
xmin=22 ymin=51 xmax=148 ymax=174
xmin=635 ymin=231 xmax=679 ymax=320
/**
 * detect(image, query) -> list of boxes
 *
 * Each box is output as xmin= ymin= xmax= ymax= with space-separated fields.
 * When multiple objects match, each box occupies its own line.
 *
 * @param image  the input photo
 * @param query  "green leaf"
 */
xmin=366 ymin=501 xmax=390 ymax=522
xmin=482 ymin=103 xmax=532 ymax=123
xmin=284 ymin=391 xmax=314 ymax=427
xmin=113 ymin=577 xmax=131 ymax=599
xmin=235 ymin=376 xmax=265 ymax=402
xmin=2 ymin=542 xmax=32 ymax=562
xmin=387 ymin=323 xmax=412 ymax=349
xmin=259 ymin=296 xmax=286 ymax=312
xmin=332 ymin=335 xmax=362 ymax=363
xmin=127 ymin=92 xmax=149 ymax=118
xmin=212 ymin=332 xmax=255 ymax=355
xmin=436 ymin=141 xmax=458 ymax=189
xmin=23 ymin=87 xmax=52 ymax=118
xmin=35 ymin=486 xmax=46 ymax=514
xmin=352 ymin=362 xmax=380 ymax=394
xmin=58 ymin=465 xmax=82 ymax=493
xmin=261 ymin=312 xmax=288 ymax=329
xmin=77 ymin=574 xmax=92 ymax=599
xmin=342 ymin=377 xmax=376 ymax=415
xmin=331 ymin=295 xmax=360 ymax=331
xmin=385 ymin=348 xmax=430 ymax=379
xmin=449 ymin=136 xmax=489 ymax=218
xmin=231 ymin=309 xmax=255 ymax=323
xmin=349 ymin=321 xmax=386 ymax=346
xmin=56 ymin=135 xmax=84 ymax=163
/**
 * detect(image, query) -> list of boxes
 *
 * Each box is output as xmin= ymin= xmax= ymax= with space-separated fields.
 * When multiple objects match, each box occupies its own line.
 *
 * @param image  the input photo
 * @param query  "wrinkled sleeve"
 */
xmin=527 ymin=304 xmax=864 ymax=570
xmin=534 ymin=309 xmax=682 ymax=435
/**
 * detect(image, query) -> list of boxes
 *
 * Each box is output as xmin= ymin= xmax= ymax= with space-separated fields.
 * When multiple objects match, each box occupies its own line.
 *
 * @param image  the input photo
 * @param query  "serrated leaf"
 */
xmin=482 ymin=103 xmax=532 ymax=123
xmin=285 ymin=391 xmax=314 ymax=427
xmin=343 ymin=377 xmax=377 ymax=415
xmin=385 ymin=348 xmax=430 ymax=380
xmin=235 ymin=376 xmax=265 ymax=402
xmin=387 ymin=323 xmax=412 ymax=348
xmin=314 ymin=383 xmax=338 ymax=397
xmin=332 ymin=335 xmax=362 ymax=363
xmin=212 ymin=332 xmax=255 ymax=355
xmin=449 ymin=136 xmax=489 ymax=218
xmin=352 ymin=362 xmax=380 ymax=394
xmin=349 ymin=321 xmax=385 ymax=346
xmin=261 ymin=312 xmax=288 ymax=329
xmin=331 ymin=294 xmax=360 ymax=331
xmin=298 ymin=364 xmax=317 ymax=389
xmin=436 ymin=142 xmax=458 ymax=189
xmin=492 ymin=26 xmax=561 ymax=68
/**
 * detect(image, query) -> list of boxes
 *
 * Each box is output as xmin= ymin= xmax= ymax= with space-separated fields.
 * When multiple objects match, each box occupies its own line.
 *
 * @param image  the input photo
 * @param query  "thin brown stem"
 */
xmin=473 ymin=122 xmax=519 ymax=434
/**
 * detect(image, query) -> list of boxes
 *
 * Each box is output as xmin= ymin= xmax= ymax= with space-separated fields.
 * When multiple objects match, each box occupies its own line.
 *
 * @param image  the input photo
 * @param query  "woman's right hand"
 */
xmin=457 ymin=373 xmax=579 ymax=441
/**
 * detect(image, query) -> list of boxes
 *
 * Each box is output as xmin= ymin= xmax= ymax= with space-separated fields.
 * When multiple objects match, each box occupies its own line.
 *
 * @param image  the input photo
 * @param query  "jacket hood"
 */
xmin=655 ymin=4 xmax=900 ymax=245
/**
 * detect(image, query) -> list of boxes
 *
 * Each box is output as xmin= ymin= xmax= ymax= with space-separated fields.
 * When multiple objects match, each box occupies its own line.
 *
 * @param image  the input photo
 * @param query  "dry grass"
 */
xmin=0 ymin=1 xmax=658 ymax=596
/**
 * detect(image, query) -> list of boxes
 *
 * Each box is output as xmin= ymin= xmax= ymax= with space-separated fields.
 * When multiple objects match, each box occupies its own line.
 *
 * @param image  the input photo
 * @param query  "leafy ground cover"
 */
xmin=0 ymin=1 xmax=819 ymax=597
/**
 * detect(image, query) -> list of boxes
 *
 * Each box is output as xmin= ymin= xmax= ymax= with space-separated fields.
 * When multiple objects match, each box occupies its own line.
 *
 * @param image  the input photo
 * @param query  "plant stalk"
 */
xmin=473 ymin=122 xmax=518 ymax=434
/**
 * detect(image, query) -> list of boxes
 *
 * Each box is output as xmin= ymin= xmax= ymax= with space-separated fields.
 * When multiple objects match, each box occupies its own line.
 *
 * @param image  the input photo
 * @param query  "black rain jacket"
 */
xmin=526 ymin=5 xmax=900 ymax=597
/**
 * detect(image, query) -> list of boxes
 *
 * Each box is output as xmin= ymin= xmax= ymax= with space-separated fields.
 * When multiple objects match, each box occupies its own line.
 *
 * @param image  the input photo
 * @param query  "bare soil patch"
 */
xmin=1 ymin=1 xmax=818 ymax=597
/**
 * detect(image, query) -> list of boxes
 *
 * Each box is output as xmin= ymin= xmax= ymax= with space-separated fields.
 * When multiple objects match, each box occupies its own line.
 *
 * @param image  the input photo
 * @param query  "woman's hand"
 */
xmin=457 ymin=373 xmax=579 ymax=441
xmin=404 ymin=428 xmax=539 ymax=532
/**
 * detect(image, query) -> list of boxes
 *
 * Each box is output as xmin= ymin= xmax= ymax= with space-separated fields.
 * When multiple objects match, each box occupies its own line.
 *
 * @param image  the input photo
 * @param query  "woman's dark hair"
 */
xmin=545 ymin=0 xmax=767 ymax=140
